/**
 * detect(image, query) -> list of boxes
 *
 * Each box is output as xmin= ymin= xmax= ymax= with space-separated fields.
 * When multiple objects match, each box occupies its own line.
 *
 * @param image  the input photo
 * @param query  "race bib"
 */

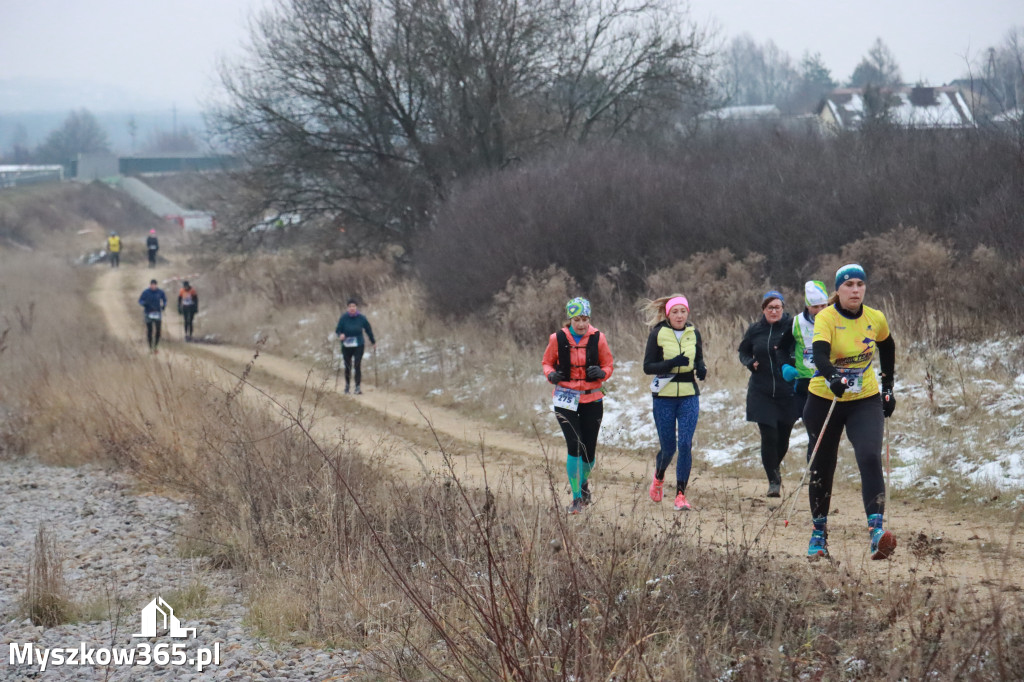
xmin=650 ymin=374 xmax=674 ymax=393
xmin=837 ymin=367 xmax=864 ymax=394
xmin=181 ymin=296 xmax=193 ymax=305
xmin=146 ymin=311 xmax=162 ymax=321
xmin=342 ymin=337 xmax=359 ymax=347
xmin=552 ymin=386 xmax=581 ymax=411
xmin=802 ymin=346 xmax=815 ymax=369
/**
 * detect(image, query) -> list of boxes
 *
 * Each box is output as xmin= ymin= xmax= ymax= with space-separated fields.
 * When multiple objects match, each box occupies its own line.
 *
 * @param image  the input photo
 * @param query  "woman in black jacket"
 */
xmin=737 ymin=290 xmax=798 ymax=497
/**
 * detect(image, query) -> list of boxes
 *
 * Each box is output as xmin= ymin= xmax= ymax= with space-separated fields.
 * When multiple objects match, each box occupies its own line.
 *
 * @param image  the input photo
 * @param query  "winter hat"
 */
xmin=804 ymin=280 xmax=829 ymax=307
xmin=835 ymin=263 xmax=867 ymax=290
xmin=182 ymin=280 xmax=190 ymax=288
xmin=665 ymin=296 xmax=689 ymax=316
xmin=149 ymin=229 xmax=156 ymax=235
xmin=566 ymin=297 xmax=591 ymax=318
xmin=761 ymin=290 xmax=784 ymax=309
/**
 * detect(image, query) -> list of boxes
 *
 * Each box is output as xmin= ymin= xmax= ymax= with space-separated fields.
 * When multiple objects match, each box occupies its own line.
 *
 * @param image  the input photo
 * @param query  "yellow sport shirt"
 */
xmin=808 ymin=304 xmax=890 ymax=402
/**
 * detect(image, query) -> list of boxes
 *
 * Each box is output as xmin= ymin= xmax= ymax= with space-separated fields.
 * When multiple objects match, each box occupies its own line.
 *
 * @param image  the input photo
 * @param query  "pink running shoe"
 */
xmin=673 ymin=492 xmax=691 ymax=511
xmin=649 ymin=476 xmax=664 ymax=502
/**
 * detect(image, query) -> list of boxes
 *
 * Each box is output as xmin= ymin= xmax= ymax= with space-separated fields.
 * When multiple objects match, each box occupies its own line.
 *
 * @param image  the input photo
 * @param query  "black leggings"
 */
xmin=757 ymin=421 xmax=794 ymax=484
xmin=803 ymin=393 xmax=885 ymax=519
xmin=342 ymin=345 xmax=365 ymax=386
xmin=182 ymin=306 xmax=196 ymax=338
xmin=555 ymin=400 xmax=604 ymax=464
xmin=145 ymin=319 xmax=162 ymax=349
xmin=109 ymin=252 xmax=119 ymax=267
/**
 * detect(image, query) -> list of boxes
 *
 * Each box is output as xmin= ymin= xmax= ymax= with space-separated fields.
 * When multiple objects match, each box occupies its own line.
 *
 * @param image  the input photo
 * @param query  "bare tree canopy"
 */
xmin=716 ymin=34 xmax=797 ymax=108
xmin=34 ymin=109 xmax=110 ymax=165
xmin=213 ymin=0 xmax=711 ymax=250
xmin=848 ymin=38 xmax=902 ymax=88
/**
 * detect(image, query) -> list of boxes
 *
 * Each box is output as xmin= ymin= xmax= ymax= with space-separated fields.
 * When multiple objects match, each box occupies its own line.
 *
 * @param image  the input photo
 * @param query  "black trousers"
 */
xmin=182 ymin=306 xmax=197 ymax=338
xmin=109 ymin=252 xmax=119 ymax=267
xmin=342 ymin=345 xmax=365 ymax=386
xmin=757 ymin=420 xmax=794 ymax=484
xmin=145 ymin=319 xmax=162 ymax=348
xmin=554 ymin=400 xmax=604 ymax=464
xmin=803 ymin=393 xmax=885 ymax=519
xmin=148 ymin=249 xmax=157 ymax=266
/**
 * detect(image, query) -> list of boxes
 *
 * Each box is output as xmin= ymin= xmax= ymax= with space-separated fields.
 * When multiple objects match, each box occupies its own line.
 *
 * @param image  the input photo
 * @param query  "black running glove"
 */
xmin=881 ymin=386 xmax=895 ymax=418
xmin=547 ymin=370 xmax=566 ymax=384
xmin=585 ymin=365 xmax=606 ymax=380
xmin=696 ymin=365 xmax=707 ymax=381
xmin=828 ymin=374 xmax=847 ymax=398
xmin=670 ymin=354 xmax=690 ymax=367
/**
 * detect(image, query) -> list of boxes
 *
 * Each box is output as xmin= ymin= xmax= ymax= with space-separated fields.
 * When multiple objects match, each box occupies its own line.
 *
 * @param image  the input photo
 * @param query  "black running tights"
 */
xmin=803 ymin=393 xmax=885 ymax=519
xmin=555 ymin=400 xmax=603 ymax=464
xmin=145 ymin=319 xmax=161 ymax=349
xmin=342 ymin=345 xmax=365 ymax=386
xmin=757 ymin=421 xmax=793 ymax=485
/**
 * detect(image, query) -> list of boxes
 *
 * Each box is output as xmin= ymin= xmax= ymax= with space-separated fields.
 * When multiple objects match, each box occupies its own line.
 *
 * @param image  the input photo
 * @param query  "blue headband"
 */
xmin=835 ymin=264 xmax=867 ymax=290
xmin=762 ymin=290 xmax=784 ymax=307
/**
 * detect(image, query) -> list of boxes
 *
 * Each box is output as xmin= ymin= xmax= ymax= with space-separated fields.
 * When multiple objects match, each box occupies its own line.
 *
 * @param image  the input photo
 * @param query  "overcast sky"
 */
xmin=0 ymin=0 xmax=1020 ymax=112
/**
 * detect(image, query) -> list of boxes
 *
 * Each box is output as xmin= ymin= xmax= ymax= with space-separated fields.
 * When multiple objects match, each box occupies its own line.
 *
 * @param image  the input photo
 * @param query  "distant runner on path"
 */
xmin=138 ymin=279 xmax=167 ymax=354
xmin=779 ymin=280 xmax=829 ymax=445
xmin=802 ymin=264 xmax=897 ymax=562
xmin=641 ymin=294 xmax=707 ymax=512
xmin=146 ymin=229 xmax=159 ymax=268
xmin=738 ymin=290 xmax=799 ymax=498
xmin=334 ymin=299 xmax=375 ymax=395
xmin=177 ymin=280 xmax=199 ymax=342
xmin=541 ymin=297 xmax=614 ymax=515
xmin=106 ymin=232 xmax=121 ymax=268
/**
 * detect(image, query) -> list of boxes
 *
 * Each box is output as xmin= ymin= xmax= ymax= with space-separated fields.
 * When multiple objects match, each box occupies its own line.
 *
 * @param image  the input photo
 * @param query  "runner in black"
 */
xmin=138 ymin=279 xmax=167 ymax=353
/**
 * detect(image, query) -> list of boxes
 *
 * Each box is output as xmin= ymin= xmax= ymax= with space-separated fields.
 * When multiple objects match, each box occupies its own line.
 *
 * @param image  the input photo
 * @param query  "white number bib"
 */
xmin=650 ymin=375 xmax=674 ymax=394
xmin=837 ymin=368 xmax=864 ymax=394
xmin=552 ymin=386 xmax=581 ymax=411
xmin=146 ymin=311 xmax=162 ymax=321
xmin=343 ymin=337 xmax=359 ymax=347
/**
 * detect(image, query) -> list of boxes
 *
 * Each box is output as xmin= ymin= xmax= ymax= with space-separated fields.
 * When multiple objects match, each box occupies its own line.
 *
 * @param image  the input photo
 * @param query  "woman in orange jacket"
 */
xmin=541 ymin=297 xmax=614 ymax=514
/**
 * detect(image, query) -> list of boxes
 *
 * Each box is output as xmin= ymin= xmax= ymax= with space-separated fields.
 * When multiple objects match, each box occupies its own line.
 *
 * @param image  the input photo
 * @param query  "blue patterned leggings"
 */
xmin=653 ymin=395 xmax=700 ymax=494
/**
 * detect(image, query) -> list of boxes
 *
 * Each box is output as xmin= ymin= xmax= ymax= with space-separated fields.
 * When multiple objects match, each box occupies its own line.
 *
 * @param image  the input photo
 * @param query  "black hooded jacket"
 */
xmin=737 ymin=312 xmax=798 ymax=425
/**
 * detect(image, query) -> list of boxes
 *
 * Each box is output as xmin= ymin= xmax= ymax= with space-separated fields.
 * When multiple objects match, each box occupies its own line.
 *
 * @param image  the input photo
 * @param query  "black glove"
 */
xmin=585 ymin=365 xmax=606 ymax=380
xmin=881 ymin=386 xmax=895 ymax=418
xmin=547 ymin=370 xmax=567 ymax=385
xmin=828 ymin=374 xmax=847 ymax=398
xmin=696 ymin=365 xmax=707 ymax=381
xmin=670 ymin=354 xmax=690 ymax=367
xmin=177 ymin=305 xmax=183 ymax=315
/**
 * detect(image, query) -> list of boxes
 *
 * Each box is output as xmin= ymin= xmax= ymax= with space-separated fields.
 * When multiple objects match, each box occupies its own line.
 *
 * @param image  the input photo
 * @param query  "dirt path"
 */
xmin=94 ymin=263 xmax=1024 ymax=592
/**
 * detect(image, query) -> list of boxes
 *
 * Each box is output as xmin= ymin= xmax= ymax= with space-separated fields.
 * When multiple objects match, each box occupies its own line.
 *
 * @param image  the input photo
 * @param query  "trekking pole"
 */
xmin=784 ymin=395 xmax=839 ymax=528
xmin=333 ymin=340 xmax=341 ymax=392
xmin=373 ymin=345 xmax=378 ymax=389
xmin=884 ymin=414 xmax=891 ymax=529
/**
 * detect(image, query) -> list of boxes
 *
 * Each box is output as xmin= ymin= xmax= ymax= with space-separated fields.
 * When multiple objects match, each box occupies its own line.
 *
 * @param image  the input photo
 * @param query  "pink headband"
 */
xmin=665 ymin=296 xmax=689 ymax=316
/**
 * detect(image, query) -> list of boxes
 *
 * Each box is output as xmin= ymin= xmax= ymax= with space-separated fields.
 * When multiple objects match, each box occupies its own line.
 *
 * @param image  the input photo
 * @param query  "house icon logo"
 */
xmin=132 ymin=597 xmax=197 ymax=639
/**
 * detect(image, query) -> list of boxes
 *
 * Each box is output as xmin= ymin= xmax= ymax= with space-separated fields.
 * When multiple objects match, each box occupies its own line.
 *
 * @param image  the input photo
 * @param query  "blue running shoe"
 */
xmin=807 ymin=529 xmax=828 ymax=561
xmin=870 ymin=527 xmax=897 ymax=560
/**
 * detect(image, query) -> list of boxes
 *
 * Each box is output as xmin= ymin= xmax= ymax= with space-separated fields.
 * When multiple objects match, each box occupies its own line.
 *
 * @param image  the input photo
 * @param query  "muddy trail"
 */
xmin=94 ymin=260 xmax=1024 ymax=597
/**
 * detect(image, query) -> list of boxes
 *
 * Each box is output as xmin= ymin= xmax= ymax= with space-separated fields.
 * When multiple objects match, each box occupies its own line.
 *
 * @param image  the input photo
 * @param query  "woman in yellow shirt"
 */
xmin=803 ymin=264 xmax=896 ymax=561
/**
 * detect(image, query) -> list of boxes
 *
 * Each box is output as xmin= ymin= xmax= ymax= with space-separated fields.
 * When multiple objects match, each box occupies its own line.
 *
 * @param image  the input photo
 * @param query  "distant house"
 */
xmin=697 ymin=104 xmax=821 ymax=134
xmin=818 ymin=86 xmax=975 ymax=131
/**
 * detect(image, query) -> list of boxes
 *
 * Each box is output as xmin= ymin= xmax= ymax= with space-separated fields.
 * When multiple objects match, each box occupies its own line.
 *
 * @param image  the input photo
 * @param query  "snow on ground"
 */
xmin=301 ymin=327 xmax=1024 ymax=494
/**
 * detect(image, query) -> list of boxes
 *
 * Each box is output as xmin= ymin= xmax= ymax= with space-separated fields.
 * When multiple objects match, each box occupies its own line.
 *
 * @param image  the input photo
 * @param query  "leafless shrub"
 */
xmin=492 ymin=265 xmax=580 ymax=344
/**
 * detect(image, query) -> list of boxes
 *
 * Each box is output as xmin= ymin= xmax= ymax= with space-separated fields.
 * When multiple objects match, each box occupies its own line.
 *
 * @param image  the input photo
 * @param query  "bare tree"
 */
xmin=212 ymin=0 xmax=711 ymax=251
xmin=716 ymin=34 xmax=798 ymax=107
xmin=848 ymin=38 xmax=902 ymax=88
xmin=34 ymin=109 xmax=110 ymax=165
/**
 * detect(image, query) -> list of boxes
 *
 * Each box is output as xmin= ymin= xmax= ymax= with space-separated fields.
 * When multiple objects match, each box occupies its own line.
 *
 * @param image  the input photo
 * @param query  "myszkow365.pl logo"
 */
xmin=8 ymin=596 xmax=221 ymax=674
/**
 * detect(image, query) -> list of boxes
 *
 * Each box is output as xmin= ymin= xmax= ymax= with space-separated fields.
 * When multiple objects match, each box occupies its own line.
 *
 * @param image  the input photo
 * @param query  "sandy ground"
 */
xmin=94 ymin=261 xmax=1024 ymax=597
